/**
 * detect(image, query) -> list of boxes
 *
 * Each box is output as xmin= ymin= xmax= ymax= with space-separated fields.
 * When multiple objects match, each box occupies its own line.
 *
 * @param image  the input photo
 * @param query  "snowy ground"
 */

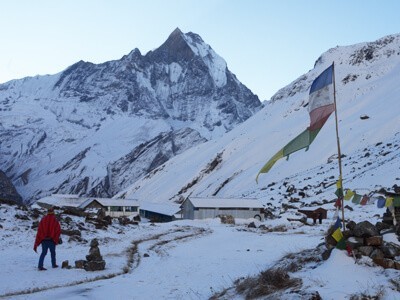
xmin=1 ymin=203 xmax=400 ymax=300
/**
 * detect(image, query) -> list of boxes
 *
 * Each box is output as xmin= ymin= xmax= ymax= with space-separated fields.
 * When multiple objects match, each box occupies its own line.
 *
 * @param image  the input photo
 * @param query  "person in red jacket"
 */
xmin=34 ymin=207 xmax=61 ymax=271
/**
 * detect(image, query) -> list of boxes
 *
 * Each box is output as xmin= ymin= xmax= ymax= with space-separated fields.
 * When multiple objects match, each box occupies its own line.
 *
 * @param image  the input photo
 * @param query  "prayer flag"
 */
xmin=256 ymin=64 xmax=334 ymax=182
xmin=360 ymin=195 xmax=369 ymax=205
xmin=385 ymin=197 xmax=394 ymax=207
xmin=335 ymin=188 xmax=344 ymax=198
xmin=352 ymin=193 xmax=361 ymax=204
xmin=333 ymin=217 xmax=342 ymax=229
xmin=377 ymin=197 xmax=386 ymax=208
xmin=336 ymin=177 xmax=342 ymax=189
xmin=336 ymin=238 xmax=347 ymax=250
xmin=332 ymin=227 xmax=344 ymax=242
xmin=344 ymin=189 xmax=354 ymax=200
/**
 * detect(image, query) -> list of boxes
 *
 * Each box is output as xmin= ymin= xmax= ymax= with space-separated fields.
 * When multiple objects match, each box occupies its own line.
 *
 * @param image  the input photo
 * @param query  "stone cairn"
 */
xmin=75 ymin=238 xmax=106 ymax=271
xmin=326 ymin=220 xmax=400 ymax=270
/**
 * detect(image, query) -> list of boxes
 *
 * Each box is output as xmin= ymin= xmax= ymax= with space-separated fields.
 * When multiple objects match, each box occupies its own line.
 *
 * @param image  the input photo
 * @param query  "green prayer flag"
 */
xmin=336 ymin=238 xmax=347 ymax=250
xmin=335 ymin=188 xmax=344 ymax=198
xmin=352 ymin=193 xmax=361 ymax=204
xmin=393 ymin=196 xmax=400 ymax=207
xmin=256 ymin=65 xmax=334 ymax=181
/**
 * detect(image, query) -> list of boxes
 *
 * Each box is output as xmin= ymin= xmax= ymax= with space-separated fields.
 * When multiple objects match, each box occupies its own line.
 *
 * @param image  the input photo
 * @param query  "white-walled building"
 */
xmin=37 ymin=194 xmax=139 ymax=218
xmin=181 ymin=197 xmax=264 ymax=221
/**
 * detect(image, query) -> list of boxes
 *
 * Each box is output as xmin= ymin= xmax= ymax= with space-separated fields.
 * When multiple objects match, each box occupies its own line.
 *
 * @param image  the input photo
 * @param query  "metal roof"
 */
xmin=37 ymin=194 xmax=139 ymax=208
xmin=139 ymin=202 xmax=181 ymax=216
xmin=188 ymin=197 xmax=263 ymax=208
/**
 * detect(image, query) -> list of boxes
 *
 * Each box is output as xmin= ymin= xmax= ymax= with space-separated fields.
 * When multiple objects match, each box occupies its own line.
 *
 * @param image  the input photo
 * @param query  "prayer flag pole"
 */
xmin=332 ymin=62 xmax=346 ymax=228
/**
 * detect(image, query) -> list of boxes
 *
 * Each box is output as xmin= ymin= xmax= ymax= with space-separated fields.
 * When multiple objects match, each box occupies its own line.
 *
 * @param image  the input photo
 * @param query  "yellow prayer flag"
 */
xmin=332 ymin=227 xmax=344 ymax=242
xmin=336 ymin=177 xmax=342 ymax=189
xmin=385 ymin=197 xmax=394 ymax=207
xmin=256 ymin=149 xmax=284 ymax=183
xmin=344 ymin=189 xmax=354 ymax=201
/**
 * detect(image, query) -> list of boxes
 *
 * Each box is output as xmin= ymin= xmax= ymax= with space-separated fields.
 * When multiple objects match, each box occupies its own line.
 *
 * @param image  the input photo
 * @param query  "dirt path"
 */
xmin=1 ymin=225 xmax=210 ymax=299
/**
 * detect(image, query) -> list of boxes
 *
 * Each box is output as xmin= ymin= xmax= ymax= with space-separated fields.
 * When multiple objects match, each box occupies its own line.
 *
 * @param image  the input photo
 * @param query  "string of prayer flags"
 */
xmin=336 ymin=188 xmax=400 ymax=208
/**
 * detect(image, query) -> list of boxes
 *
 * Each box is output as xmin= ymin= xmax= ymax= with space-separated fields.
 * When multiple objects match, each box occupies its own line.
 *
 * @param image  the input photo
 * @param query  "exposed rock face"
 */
xmin=0 ymin=28 xmax=261 ymax=203
xmin=0 ymin=170 xmax=23 ymax=205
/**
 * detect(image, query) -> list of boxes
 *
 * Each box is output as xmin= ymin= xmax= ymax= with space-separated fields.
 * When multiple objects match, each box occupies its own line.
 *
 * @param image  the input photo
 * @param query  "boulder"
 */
xmin=370 ymin=248 xmax=385 ymax=260
xmin=373 ymin=258 xmax=395 ymax=269
xmin=365 ymin=236 xmax=383 ymax=246
xmin=358 ymin=246 xmax=374 ymax=257
xmin=248 ymin=222 xmax=257 ymax=228
xmin=382 ymin=242 xmax=400 ymax=259
xmin=62 ymin=229 xmax=82 ymax=237
xmin=346 ymin=220 xmax=356 ymax=230
xmin=75 ymin=260 xmax=87 ymax=269
xmin=375 ymin=221 xmax=392 ymax=232
xmin=84 ymin=260 xmax=106 ymax=272
xmin=62 ymin=207 xmax=87 ymax=217
xmin=118 ymin=217 xmax=131 ymax=226
xmin=353 ymin=221 xmax=379 ymax=238
xmin=62 ymin=260 xmax=69 ymax=269
xmin=68 ymin=235 xmax=88 ymax=243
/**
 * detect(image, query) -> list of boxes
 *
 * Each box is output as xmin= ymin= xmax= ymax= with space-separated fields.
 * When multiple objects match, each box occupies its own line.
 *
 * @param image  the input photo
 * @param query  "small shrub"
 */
xmin=235 ymin=268 xmax=302 ymax=299
xmin=218 ymin=215 xmax=235 ymax=225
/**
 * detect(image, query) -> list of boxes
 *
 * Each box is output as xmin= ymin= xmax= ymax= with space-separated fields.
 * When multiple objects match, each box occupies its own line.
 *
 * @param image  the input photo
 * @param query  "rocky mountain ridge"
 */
xmin=0 ymin=28 xmax=261 ymax=203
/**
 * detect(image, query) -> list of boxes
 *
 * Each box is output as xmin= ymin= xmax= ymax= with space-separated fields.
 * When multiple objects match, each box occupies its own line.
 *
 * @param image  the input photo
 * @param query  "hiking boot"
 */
xmin=52 ymin=265 xmax=59 ymax=268
xmin=38 ymin=267 xmax=47 ymax=271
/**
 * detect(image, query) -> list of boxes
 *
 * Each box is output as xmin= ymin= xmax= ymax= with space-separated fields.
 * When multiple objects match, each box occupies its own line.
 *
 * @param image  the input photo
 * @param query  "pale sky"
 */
xmin=1 ymin=0 xmax=400 ymax=100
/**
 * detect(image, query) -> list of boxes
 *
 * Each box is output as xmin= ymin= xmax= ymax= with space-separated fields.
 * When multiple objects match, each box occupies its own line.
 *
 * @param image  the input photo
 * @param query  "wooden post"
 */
xmin=332 ymin=62 xmax=346 ymax=229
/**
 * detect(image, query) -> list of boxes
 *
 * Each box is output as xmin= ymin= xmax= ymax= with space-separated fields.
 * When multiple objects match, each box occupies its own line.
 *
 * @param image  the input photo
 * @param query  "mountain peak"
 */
xmin=170 ymin=27 xmax=183 ymax=37
xmin=146 ymin=28 xmax=194 ymax=63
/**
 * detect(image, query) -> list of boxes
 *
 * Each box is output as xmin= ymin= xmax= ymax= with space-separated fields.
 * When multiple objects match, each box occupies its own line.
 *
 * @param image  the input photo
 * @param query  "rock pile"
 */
xmin=326 ymin=220 xmax=400 ymax=269
xmin=75 ymin=238 xmax=106 ymax=271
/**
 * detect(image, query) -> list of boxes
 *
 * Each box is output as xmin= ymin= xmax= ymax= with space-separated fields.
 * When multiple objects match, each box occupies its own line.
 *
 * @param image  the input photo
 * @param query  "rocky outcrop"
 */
xmin=0 ymin=170 xmax=23 ymax=205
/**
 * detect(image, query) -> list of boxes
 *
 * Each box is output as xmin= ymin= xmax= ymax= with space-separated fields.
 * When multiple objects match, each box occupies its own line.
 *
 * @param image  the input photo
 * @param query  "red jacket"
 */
xmin=34 ymin=213 xmax=61 ymax=251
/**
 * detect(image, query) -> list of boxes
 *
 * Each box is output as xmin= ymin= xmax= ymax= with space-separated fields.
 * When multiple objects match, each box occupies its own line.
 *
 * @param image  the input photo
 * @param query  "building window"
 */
xmin=125 ymin=206 xmax=138 ymax=212
xmin=110 ymin=206 xmax=123 ymax=212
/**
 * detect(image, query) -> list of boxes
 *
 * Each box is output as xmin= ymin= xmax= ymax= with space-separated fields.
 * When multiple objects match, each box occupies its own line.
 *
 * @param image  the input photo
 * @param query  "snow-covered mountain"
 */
xmin=117 ymin=33 xmax=400 ymax=205
xmin=0 ymin=28 xmax=261 ymax=203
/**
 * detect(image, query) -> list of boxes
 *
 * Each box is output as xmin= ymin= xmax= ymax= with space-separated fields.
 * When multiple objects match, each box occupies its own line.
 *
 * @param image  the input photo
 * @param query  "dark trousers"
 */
xmin=38 ymin=239 xmax=56 ymax=268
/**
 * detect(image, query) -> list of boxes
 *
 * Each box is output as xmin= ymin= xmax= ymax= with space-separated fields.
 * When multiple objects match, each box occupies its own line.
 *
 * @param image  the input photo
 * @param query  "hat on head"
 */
xmin=48 ymin=206 xmax=55 ymax=214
